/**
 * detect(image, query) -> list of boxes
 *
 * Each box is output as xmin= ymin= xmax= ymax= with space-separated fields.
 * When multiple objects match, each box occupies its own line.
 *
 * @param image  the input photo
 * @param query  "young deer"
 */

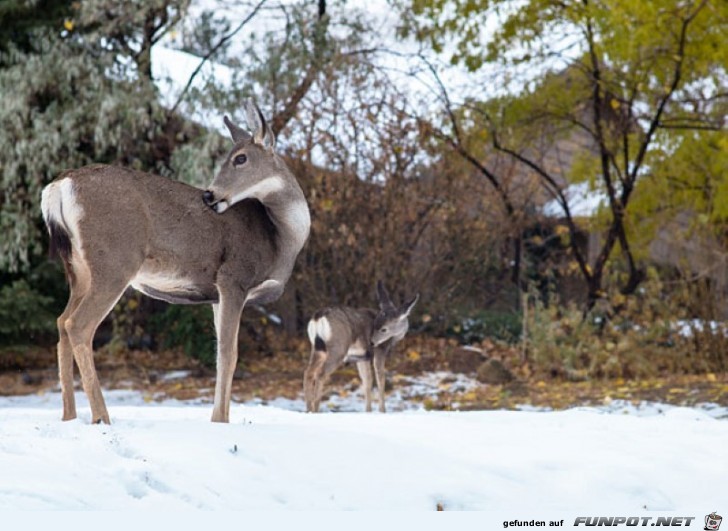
xmin=303 ymin=282 xmax=419 ymax=413
xmin=41 ymin=101 xmax=310 ymax=424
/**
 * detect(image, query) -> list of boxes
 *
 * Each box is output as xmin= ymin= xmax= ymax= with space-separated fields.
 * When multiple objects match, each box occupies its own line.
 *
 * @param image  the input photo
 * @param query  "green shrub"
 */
xmin=0 ymin=279 xmax=56 ymax=344
xmin=149 ymin=304 xmax=216 ymax=367
xmin=447 ymin=310 xmax=522 ymax=344
xmin=525 ymin=271 xmax=727 ymax=379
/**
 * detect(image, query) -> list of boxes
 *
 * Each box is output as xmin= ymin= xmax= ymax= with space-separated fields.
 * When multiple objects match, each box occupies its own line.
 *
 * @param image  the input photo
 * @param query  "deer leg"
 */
xmin=56 ymin=257 xmax=91 ymax=421
xmin=373 ymin=352 xmax=387 ymax=413
xmin=56 ymin=288 xmax=86 ymax=421
xmin=57 ymin=286 xmax=86 ymax=420
xmin=304 ymin=349 xmax=327 ymax=412
xmin=211 ymin=291 xmax=245 ymax=423
xmin=65 ymin=279 xmax=128 ymax=424
xmin=356 ymin=361 xmax=373 ymax=412
xmin=312 ymin=371 xmax=331 ymax=413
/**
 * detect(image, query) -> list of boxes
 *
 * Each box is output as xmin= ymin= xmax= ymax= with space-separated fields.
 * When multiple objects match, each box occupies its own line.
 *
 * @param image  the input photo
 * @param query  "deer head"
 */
xmin=370 ymin=281 xmax=419 ymax=347
xmin=203 ymin=100 xmax=282 ymax=214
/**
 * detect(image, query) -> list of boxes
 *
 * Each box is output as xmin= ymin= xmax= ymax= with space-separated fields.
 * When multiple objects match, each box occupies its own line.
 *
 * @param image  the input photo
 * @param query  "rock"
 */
xmin=448 ymin=346 xmax=487 ymax=374
xmin=476 ymin=358 xmax=514 ymax=384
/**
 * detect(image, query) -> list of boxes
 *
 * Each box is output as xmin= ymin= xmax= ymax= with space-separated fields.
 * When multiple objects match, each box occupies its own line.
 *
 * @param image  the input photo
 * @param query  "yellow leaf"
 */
xmin=554 ymin=224 xmax=569 ymax=236
xmin=706 ymin=373 xmax=717 ymax=382
xmin=63 ymin=18 xmax=74 ymax=31
xmin=407 ymin=350 xmax=421 ymax=362
xmin=460 ymin=391 xmax=477 ymax=401
xmin=610 ymin=98 xmax=620 ymax=110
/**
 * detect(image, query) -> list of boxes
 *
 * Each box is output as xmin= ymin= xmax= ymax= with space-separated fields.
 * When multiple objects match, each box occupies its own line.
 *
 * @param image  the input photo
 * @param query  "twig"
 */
xmin=169 ymin=0 xmax=268 ymax=114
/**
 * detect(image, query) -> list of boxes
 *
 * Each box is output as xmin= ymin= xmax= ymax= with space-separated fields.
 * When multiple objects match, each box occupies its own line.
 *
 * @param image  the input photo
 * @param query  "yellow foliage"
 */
xmin=63 ymin=19 xmax=74 ymax=31
xmin=460 ymin=391 xmax=477 ymax=401
xmin=554 ymin=224 xmax=569 ymax=236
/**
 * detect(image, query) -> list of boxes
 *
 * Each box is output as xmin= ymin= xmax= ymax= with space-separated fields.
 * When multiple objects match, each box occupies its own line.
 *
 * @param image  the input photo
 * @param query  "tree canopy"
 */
xmin=397 ymin=0 xmax=727 ymax=305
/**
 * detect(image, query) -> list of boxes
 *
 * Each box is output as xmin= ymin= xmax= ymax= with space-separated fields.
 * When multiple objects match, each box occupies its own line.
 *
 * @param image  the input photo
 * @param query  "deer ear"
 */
xmin=245 ymin=100 xmax=276 ymax=151
xmin=223 ymin=115 xmax=250 ymax=143
xmin=376 ymin=280 xmax=395 ymax=310
xmin=400 ymin=293 xmax=419 ymax=317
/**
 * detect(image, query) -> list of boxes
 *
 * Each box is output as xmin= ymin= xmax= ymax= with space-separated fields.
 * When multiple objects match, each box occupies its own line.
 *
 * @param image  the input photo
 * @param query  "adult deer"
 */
xmin=41 ymin=101 xmax=310 ymax=424
xmin=303 ymin=282 xmax=419 ymax=413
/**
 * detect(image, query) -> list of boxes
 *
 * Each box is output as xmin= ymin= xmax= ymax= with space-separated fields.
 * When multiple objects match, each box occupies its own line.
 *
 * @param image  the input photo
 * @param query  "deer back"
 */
xmin=309 ymin=307 xmax=378 ymax=365
xmin=56 ymin=165 xmax=279 ymax=304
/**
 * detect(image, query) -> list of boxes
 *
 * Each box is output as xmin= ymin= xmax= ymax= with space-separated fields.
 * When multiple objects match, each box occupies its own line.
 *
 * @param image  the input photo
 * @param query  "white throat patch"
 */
xmin=229 ymin=175 xmax=286 ymax=206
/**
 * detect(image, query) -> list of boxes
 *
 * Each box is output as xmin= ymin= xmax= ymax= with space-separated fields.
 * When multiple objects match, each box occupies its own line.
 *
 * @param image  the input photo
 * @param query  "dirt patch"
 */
xmin=1 ymin=338 xmax=726 ymax=412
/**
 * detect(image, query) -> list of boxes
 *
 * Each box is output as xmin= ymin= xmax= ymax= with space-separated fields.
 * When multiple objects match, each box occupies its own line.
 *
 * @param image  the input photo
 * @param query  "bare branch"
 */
xmin=169 ymin=0 xmax=268 ymax=115
xmin=269 ymin=0 xmax=328 ymax=136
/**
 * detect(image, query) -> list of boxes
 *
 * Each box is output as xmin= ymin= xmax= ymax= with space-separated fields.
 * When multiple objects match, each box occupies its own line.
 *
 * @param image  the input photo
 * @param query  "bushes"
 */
xmin=0 ymin=279 xmax=56 ymax=344
xmin=525 ymin=272 xmax=727 ymax=379
xmin=0 ymin=262 xmax=66 ymax=345
xmin=447 ymin=310 xmax=522 ymax=344
xmin=148 ymin=305 xmax=216 ymax=367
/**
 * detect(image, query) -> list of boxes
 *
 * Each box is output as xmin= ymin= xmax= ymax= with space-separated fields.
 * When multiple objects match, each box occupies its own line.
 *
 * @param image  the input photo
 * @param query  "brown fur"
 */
xmin=303 ymin=284 xmax=418 ymax=413
xmin=43 ymin=105 xmax=310 ymax=424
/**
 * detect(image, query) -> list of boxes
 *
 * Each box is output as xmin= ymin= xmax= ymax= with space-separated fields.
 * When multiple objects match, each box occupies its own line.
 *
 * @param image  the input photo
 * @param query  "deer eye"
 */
xmin=380 ymin=327 xmax=387 ymax=333
xmin=233 ymin=154 xmax=247 ymax=166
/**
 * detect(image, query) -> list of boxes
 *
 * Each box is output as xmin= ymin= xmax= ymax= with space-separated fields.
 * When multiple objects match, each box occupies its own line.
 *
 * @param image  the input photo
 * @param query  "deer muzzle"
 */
xmin=202 ymin=190 xmax=229 ymax=213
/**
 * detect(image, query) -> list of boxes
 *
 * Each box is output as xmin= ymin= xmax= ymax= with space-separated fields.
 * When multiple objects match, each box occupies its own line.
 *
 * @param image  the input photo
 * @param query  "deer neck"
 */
xmin=257 ymin=177 xmax=310 ymax=285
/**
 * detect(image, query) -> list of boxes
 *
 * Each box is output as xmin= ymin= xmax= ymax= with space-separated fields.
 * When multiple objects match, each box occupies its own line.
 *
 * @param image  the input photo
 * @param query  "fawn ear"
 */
xmin=376 ymin=280 xmax=395 ymax=310
xmin=400 ymin=293 xmax=419 ymax=317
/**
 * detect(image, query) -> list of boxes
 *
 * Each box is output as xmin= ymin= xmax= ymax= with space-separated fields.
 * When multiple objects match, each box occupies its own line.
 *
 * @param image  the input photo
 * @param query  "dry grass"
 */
xmin=1 ymin=336 xmax=726 ymax=411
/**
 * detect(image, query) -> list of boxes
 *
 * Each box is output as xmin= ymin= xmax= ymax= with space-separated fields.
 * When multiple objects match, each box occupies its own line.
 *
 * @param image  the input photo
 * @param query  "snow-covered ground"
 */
xmin=1 ymin=390 xmax=726 ymax=511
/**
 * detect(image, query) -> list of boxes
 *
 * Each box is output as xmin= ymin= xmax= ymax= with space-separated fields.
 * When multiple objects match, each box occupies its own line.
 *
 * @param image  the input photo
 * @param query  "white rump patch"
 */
xmin=40 ymin=178 xmax=85 ymax=246
xmin=307 ymin=316 xmax=332 ymax=344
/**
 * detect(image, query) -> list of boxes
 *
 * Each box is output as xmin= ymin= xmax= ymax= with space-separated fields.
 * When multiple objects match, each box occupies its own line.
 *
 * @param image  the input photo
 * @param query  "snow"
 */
xmin=1 ymin=390 xmax=726 ymax=511
xmin=543 ymin=182 xmax=607 ymax=218
xmin=151 ymin=45 xmax=234 ymax=130
xmin=674 ymin=319 xmax=728 ymax=337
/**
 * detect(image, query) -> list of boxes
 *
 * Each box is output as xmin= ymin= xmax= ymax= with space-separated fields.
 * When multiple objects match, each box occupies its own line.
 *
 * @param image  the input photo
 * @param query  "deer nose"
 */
xmin=202 ymin=190 xmax=215 ymax=206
